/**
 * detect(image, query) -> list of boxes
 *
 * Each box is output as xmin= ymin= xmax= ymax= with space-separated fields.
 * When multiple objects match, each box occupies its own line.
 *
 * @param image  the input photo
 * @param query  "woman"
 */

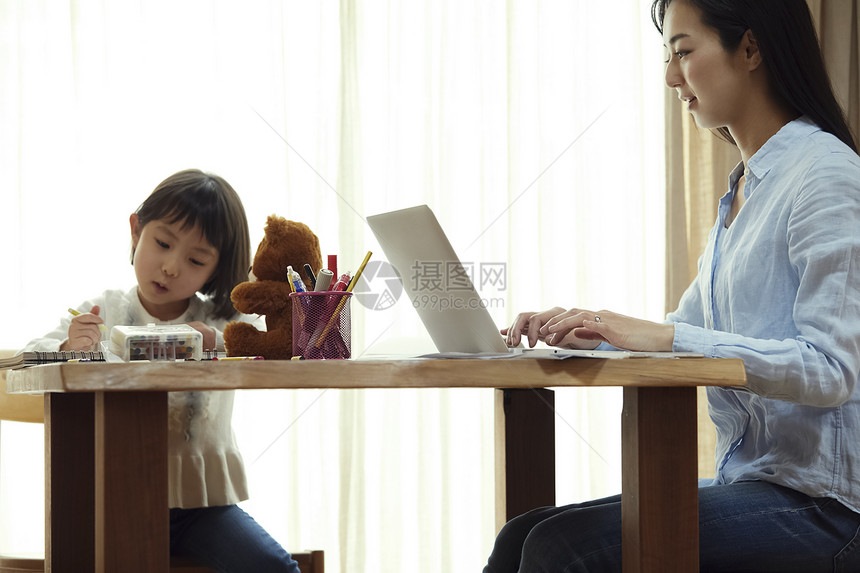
xmin=486 ymin=1 xmax=860 ymax=571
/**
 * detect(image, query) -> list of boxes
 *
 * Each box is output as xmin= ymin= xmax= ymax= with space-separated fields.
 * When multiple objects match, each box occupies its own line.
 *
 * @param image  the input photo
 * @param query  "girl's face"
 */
xmin=129 ymin=214 xmax=219 ymax=321
xmin=662 ymin=1 xmax=756 ymax=130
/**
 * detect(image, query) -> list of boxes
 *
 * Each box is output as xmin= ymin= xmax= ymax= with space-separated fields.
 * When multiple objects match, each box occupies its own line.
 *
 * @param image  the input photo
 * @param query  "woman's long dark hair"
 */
xmin=652 ymin=0 xmax=857 ymax=153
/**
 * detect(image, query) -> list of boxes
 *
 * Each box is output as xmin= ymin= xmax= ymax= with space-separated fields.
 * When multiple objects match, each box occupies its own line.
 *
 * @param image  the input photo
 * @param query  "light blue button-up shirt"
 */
xmin=668 ymin=117 xmax=860 ymax=513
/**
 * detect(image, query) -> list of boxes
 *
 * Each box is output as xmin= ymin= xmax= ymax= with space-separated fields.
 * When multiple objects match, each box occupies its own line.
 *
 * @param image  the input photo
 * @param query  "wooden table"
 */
xmin=8 ymin=356 xmax=746 ymax=573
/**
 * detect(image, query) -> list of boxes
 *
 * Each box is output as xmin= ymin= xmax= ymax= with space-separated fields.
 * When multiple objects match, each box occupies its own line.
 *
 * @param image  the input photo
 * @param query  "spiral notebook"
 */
xmin=0 ymin=350 xmax=107 ymax=370
xmin=0 ymin=349 xmax=238 ymax=370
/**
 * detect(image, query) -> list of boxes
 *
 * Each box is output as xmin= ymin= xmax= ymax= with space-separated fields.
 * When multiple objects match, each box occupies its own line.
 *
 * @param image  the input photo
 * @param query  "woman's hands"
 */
xmin=501 ymin=307 xmax=599 ymax=349
xmin=61 ymin=306 xmax=104 ymax=351
xmin=544 ymin=309 xmax=675 ymax=352
xmin=501 ymin=307 xmax=675 ymax=352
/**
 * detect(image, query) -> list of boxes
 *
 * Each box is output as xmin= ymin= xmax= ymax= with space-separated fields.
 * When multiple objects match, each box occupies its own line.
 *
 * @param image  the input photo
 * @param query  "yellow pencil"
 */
xmin=346 ymin=251 xmax=373 ymax=292
xmin=67 ymin=308 xmax=108 ymax=332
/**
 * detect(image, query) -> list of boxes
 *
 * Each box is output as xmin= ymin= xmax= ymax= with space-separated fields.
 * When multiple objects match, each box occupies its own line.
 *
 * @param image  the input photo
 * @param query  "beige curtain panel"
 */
xmin=664 ymin=0 xmax=860 ymax=478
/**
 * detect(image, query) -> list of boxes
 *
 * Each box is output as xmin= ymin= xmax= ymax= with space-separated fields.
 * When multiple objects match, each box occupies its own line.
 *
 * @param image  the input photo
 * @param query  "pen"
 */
xmin=314 ymin=269 xmax=334 ymax=291
xmin=286 ymin=266 xmax=298 ymax=293
xmin=212 ymin=356 xmax=265 ymax=361
xmin=68 ymin=308 xmax=108 ymax=332
xmin=331 ymin=273 xmax=351 ymax=292
xmin=303 ymin=264 xmax=316 ymax=289
xmin=328 ymin=255 xmax=337 ymax=281
xmin=291 ymin=269 xmax=307 ymax=293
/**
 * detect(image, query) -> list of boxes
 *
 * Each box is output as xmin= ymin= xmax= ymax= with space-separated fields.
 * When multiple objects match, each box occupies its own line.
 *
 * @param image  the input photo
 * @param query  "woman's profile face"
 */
xmin=662 ymin=1 xmax=753 ymax=130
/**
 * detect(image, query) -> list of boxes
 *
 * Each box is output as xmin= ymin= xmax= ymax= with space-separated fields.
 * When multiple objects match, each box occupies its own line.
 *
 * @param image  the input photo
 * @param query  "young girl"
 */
xmin=22 ymin=169 xmax=301 ymax=572
xmin=489 ymin=1 xmax=860 ymax=571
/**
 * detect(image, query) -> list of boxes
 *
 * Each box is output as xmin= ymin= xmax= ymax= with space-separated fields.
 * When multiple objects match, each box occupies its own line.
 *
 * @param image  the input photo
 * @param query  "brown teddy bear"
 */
xmin=224 ymin=215 xmax=322 ymax=359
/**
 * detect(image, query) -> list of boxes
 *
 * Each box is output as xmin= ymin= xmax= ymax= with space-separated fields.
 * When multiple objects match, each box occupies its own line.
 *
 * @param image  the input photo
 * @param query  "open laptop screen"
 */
xmin=366 ymin=205 xmax=509 ymax=354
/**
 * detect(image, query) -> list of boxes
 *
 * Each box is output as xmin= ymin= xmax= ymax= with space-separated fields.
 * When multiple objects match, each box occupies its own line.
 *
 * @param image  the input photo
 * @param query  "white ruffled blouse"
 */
xmin=23 ymin=287 xmax=263 ymax=508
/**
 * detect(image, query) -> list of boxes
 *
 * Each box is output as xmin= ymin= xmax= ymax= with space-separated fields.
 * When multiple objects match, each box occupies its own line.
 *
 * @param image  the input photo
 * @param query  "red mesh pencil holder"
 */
xmin=290 ymin=291 xmax=353 ymax=359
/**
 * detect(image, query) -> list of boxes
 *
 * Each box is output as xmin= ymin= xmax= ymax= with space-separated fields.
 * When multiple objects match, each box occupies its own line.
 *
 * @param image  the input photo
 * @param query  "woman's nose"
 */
xmin=665 ymin=56 xmax=682 ymax=89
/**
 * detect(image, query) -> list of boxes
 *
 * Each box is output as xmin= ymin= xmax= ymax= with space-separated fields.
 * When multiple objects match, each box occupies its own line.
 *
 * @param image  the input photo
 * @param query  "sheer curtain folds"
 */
xmin=0 ymin=1 xmax=664 ymax=571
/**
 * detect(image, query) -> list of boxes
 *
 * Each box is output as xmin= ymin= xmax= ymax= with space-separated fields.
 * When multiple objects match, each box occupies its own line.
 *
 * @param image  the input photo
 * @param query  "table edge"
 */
xmin=6 ymin=357 xmax=747 ymax=394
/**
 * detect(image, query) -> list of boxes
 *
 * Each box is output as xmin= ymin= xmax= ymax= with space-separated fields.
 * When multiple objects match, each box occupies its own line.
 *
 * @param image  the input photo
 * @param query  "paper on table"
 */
xmin=417 ymin=350 xmax=520 ymax=359
xmin=99 ymin=341 xmax=125 ymax=362
xmin=418 ymin=348 xmax=704 ymax=360
xmin=523 ymin=348 xmax=704 ymax=359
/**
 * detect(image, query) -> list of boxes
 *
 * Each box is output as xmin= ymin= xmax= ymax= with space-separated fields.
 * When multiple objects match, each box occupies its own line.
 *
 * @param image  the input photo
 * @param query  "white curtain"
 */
xmin=0 ymin=1 xmax=665 ymax=570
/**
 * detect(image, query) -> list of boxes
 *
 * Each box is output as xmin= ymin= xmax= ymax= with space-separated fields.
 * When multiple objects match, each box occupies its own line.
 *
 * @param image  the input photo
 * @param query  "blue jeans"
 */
xmin=170 ymin=505 xmax=300 ymax=573
xmin=484 ymin=480 xmax=860 ymax=572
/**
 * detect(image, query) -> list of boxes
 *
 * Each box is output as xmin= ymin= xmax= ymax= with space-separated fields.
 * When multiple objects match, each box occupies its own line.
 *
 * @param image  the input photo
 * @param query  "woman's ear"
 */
xmin=129 ymin=213 xmax=141 ymax=248
xmin=742 ymin=29 xmax=762 ymax=71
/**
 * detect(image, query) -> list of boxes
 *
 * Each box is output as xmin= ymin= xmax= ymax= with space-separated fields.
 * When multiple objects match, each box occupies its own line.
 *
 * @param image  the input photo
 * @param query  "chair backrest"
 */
xmin=0 ymin=351 xmax=43 ymax=424
xmin=295 ymin=550 xmax=324 ymax=573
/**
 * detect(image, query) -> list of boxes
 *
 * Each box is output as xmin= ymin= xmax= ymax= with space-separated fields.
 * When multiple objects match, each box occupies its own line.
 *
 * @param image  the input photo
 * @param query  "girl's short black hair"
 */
xmin=651 ymin=0 xmax=857 ymax=153
xmin=133 ymin=169 xmax=251 ymax=319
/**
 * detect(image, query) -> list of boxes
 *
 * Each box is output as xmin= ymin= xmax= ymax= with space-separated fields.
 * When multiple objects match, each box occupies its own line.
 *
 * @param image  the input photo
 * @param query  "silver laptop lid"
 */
xmin=366 ymin=205 xmax=508 ymax=354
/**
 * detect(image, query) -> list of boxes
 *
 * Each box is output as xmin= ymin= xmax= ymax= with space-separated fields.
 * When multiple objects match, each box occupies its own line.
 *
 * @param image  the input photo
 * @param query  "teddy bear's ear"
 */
xmin=251 ymin=216 xmax=322 ymax=282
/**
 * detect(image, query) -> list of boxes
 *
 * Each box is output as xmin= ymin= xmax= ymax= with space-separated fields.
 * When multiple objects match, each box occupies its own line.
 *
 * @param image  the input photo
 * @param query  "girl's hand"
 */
xmin=186 ymin=321 xmax=216 ymax=351
xmin=61 ymin=305 xmax=104 ymax=351
xmin=501 ymin=307 xmax=580 ymax=348
xmin=544 ymin=309 xmax=675 ymax=352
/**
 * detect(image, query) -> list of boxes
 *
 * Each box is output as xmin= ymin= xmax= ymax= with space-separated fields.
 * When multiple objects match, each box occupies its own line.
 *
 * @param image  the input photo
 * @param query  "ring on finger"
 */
xmin=594 ymin=315 xmax=601 ymax=323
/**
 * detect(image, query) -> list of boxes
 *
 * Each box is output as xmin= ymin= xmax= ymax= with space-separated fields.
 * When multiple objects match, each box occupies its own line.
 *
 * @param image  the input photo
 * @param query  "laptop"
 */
xmin=366 ymin=205 xmax=510 ymax=354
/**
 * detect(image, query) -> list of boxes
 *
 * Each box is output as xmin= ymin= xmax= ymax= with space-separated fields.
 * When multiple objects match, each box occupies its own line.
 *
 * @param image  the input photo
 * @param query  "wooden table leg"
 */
xmin=494 ymin=388 xmax=556 ymax=532
xmin=621 ymin=386 xmax=698 ymax=573
xmin=45 ymin=393 xmax=95 ymax=573
xmin=94 ymin=391 xmax=168 ymax=573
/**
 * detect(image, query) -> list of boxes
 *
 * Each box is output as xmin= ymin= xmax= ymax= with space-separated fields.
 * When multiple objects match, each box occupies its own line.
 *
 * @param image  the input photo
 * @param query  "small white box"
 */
xmin=109 ymin=324 xmax=202 ymax=362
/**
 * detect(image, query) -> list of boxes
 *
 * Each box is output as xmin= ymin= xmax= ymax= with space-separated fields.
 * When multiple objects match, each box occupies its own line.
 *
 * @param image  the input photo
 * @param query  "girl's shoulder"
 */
xmin=185 ymin=294 xmax=219 ymax=324
xmin=184 ymin=294 xmax=264 ymax=332
xmin=184 ymin=294 xmax=250 ymax=329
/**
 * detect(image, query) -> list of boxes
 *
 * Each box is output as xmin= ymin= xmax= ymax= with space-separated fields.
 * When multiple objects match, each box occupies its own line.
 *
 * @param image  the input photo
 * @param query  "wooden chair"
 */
xmin=0 ymin=351 xmax=323 ymax=573
xmin=0 ymin=555 xmax=44 ymax=573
